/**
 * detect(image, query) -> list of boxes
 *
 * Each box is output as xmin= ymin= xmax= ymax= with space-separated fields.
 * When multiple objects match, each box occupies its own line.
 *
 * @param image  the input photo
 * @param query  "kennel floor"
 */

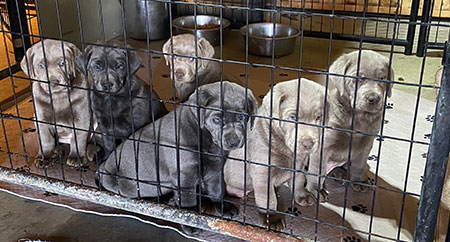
xmin=0 ymin=30 xmax=446 ymax=241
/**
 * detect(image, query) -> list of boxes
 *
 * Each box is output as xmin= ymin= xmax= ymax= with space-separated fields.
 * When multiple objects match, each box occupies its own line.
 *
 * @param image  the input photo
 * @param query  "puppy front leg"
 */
xmin=252 ymin=169 xmax=284 ymax=230
xmin=36 ymin=124 xmax=57 ymax=168
xmin=100 ymin=133 xmax=116 ymax=161
xmin=67 ymin=124 xmax=89 ymax=167
xmin=305 ymin=152 xmax=328 ymax=202
xmin=204 ymin=172 xmax=238 ymax=219
xmin=348 ymin=145 xmax=373 ymax=192
xmin=175 ymin=82 xmax=195 ymax=102
xmin=291 ymin=172 xmax=315 ymax=207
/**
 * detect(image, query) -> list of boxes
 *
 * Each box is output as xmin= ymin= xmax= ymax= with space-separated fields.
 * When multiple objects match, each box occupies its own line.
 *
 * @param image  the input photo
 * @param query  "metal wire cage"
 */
xmin=0 ymin=0 xmax=449 ymax=241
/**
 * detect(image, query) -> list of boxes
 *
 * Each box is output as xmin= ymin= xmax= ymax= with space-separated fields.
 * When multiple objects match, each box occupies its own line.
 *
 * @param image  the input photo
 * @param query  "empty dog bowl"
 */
xmin=240 ymin=23 xmax=300 ymax=57
xmin=172 ymin=15 xmax=230 ymax=46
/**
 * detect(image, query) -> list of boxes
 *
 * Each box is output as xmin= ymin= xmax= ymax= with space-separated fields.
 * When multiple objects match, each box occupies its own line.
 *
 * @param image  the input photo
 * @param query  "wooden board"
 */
xmin=184 ymin=0 xmax=450 ymax=17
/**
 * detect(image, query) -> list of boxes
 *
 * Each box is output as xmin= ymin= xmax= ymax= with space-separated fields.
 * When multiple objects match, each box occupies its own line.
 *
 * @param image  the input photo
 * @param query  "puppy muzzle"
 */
xmin=297 ymin=136 xmax=318 ymax=153
xmin=360 ymin=93 xmax=383 ymax=112
xmin=224 ymin=133 xmax=243 ymax=150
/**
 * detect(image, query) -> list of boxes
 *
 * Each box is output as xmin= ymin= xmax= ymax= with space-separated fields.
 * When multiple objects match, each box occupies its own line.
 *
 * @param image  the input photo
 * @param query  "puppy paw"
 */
xmin=180 ymin=225 xmax=202 ymax=235
xmin=258 ymin=211 xmax=285 ymax=231
xmin=329 ymin=166 xmax=347 ymax=181
xmin=66 ymin=156 xmax=88 ymax=167
xmin=351 ymin=182 xmax=371 ymax=192
xmin=308 ymin=188 xmax=329 ymax=203
xmin=216 ymin=202 xmax=239 ymax=219
xmin=295 ymin=193 xmax=315 ymax=207
xmin=34 ymin=157 xmax=51 ymax=168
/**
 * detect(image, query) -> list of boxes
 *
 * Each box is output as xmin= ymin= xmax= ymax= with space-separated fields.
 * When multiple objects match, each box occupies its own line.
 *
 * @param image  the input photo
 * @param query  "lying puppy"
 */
xmin=75 ymin=41 xmax=167 ymax=161
xmin=98 ymin=81 xmax=258 ymax=216
xmin=307 ymin=50 xmax=394 ymax=196
xmin=21 ymin=39 xmax=91 ymax=168
xmin=224 ymin=78 xmax=328 ymax=229
xmin=162 ymin=34 xmax=240 ymax=101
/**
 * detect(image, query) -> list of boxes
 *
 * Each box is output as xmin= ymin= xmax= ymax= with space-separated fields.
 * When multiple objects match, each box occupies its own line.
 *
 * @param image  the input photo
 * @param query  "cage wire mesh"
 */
xmin=0 ymin=0 xmax=449 ymax=241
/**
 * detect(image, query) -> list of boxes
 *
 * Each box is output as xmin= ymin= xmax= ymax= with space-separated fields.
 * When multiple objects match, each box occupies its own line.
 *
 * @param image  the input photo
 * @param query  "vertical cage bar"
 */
xmin=5 ymin=0 xmax=30 ymax=62
xmin=414 ymin=40 xmax=450 ymax=242
xmin=404 ymin=0 xmax=420 ymax=55
xmin=416 ymin=0 xmax=433 ymax=57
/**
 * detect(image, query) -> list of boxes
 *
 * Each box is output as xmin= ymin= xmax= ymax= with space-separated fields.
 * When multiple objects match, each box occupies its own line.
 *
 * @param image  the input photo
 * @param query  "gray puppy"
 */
xmin=75 ymin=41 xmax=167 ymax=161
xmin=97 ymin=81 xmax=258 ymax=217
xmin=21 ymin=39 xmax=91 ymax=168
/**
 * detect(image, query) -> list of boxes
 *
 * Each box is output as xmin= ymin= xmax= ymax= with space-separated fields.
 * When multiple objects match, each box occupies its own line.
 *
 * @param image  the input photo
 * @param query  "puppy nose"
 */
xmin=301 ymin=138 xmax=315 ymax=150
xmin=101 ymin=82 xmax=113 ymax=90
xmin=225 ymin=134 xmax=241 ymax=148
xmin=175 ymin=70 xmax=185 ymax=80
xmin=366 ymin=93 xmax=381 ymax=104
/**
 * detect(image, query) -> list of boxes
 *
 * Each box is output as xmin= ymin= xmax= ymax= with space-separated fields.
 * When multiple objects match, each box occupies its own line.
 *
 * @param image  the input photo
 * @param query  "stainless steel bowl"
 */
xmin=172 ymin=15 xmax=230 ymax=46
xmin=240 ymin=23 xmax=300 ymax=57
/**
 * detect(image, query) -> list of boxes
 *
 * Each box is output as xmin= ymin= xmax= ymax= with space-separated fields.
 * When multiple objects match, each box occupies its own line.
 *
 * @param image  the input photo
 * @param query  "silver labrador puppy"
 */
xmin=162 ymin=34 xmax=241 ymax=102
xmin=21 ymin=39 xmax=91 ymax=168
xmin=98 ymin=81 xmax=258 ymax=216
xmin=307 ymin=50 xmax=394 ymax=197
xmin=225 ymin=78 xmax=328 ymax=230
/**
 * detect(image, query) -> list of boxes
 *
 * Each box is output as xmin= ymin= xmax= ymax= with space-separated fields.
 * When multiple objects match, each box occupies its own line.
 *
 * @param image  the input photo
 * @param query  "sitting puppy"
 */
xmin=97 ymin=81 xmax=258 ymax=219
xmin=20 ymin=39 xmax=91 ymax=168
xmin=162 ymin=34 xmax=240 ymax=101
xmin=224 ymin=78 xmax=328 ymax=230
xmin=75 ymin=41 xmax=167 ymax=161
xmin=307 ymin=50 xmax=394 ymax=196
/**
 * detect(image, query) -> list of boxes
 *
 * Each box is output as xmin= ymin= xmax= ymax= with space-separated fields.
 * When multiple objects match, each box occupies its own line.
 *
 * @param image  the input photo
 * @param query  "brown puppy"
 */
xmin=20 ymin=39 xmax=91 ymax=167
xmin=224 ymin=78 xmax=328 ymax=230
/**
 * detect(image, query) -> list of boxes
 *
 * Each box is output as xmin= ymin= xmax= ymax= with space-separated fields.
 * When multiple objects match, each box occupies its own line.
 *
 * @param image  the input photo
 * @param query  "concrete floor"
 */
xmin=0 ymin=189 xmax=196 ymax=242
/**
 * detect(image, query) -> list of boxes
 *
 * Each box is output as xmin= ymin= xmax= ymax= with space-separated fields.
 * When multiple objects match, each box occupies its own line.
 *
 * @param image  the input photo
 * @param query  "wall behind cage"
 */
xmin=35 ymin=0 xmax=122 ymax=45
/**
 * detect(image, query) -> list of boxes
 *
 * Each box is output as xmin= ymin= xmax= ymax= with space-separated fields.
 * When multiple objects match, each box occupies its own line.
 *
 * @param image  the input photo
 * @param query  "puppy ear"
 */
xmin=187 ymin=86 xmax=211 ymax=129
xmin=198 ymin=37 xmax=214 ymax=69
xmin=246 ymin=90 xmax=259 ymax=129
xmin=262 ymin=85 xmax=286 ymax=127
xmin=20 ymin=46 xmax=35 ymax=78
xmin=127 ymin=49 xmax=143 ymax=76
xmin=63 ymin=42 xmax=82 ymax=77
xmin=198 ymin=37 xmax=214 ymax=58
xmin=162 ymin=38 xmax=172 ymax=66
xmin=75 ymin=45 xmax=93 ymax=75
xmin=329 ymin=53 xmax=353 ymax=97
xmin=387 ymin=66 xmax=394 ymax=98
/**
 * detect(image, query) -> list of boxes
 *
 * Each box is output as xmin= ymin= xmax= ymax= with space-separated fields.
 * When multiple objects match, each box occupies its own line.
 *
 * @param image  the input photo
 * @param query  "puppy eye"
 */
xmin=94 ymin=63 xmax=104 ymax=71
xmin=288 ymin=115 xmax=297 ymax=121
xmin=213 ymin=115 xmax=222 ymax=124
xmin=315 ymin=115 xmax=322 ymax=121
xmin=189 ymin=57 xmax=195 ymax=62
xmin=115 ymin=63 xmax=124 ymax=70
xmin=39 ymin=64 xmax=45 ymax=69
xmin=59 ymin=61 xmax=65 ymax=67
xmin=237 ymin=114 xmax=246 ymax=121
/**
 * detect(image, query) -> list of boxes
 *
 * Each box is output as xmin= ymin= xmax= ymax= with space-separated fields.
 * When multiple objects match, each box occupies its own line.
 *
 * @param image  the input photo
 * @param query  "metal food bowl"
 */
xmin=240 ymin=23 xmax=300 ymax=57
xmin=172 ymin=15 xmax=230 ymax=46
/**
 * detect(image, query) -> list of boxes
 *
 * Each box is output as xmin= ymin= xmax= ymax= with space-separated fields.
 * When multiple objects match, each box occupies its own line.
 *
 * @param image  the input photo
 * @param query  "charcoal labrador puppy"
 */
xmin=97 ymin=81 xmax=258 ymax=220
xmin=75 ymin=41 xmax=167 ymax=161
